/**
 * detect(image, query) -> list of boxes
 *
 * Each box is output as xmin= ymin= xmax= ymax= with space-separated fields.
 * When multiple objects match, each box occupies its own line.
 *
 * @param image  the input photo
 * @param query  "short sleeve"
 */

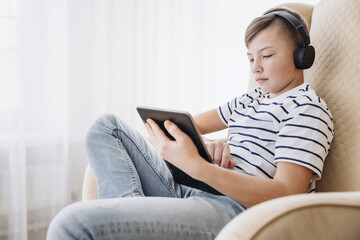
xmin=274 ymin=101 xmax=334 ymax=180
xmin=217 ymin=97 xmax=238 ymax=126
xmin=217 ymin=87 xmax=263 ymax=126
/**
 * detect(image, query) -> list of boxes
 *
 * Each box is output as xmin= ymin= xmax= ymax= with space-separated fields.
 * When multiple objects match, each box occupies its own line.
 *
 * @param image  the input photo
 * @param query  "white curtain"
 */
xmin=0 ymin=0 xmax=319 ymax=239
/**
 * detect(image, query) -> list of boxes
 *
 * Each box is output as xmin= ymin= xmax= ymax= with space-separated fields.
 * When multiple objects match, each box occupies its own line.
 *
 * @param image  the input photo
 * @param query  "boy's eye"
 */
xmin=263 ymin=54 xmax=273 ymax=58
xmin=249 ymin=58 xmax=254 ymax=63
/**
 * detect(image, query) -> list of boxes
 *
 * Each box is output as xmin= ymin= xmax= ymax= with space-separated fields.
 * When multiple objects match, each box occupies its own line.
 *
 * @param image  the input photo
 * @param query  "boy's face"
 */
xmin=247 ymin=26 xmax=303 ymax=99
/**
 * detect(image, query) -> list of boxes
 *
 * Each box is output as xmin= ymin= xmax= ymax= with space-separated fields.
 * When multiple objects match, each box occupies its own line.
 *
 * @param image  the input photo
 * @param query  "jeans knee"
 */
xmin=85 ymin=114 xmax=122 ymax=147
xmin=47 ymin=202 xmax=90 ymax=240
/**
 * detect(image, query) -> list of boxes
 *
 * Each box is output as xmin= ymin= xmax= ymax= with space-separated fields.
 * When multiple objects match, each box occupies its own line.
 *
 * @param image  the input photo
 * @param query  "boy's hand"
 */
xmin=205 ymin=141 xmax=236 ymax=169
xmin=145 ymin=118 xmax=206 ymax=175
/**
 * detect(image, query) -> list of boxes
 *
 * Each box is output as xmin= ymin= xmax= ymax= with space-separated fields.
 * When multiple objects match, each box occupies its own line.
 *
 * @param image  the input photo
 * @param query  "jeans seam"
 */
xmin=113 ymin=126 xmax=180 ymax=198
xmin=114 ymin=140 xmax=142 ymax=196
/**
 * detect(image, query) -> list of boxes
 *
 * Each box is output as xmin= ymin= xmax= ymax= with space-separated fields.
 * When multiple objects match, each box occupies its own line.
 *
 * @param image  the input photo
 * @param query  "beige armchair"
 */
xmin=83 ymin=0 xmax=360 ymax=239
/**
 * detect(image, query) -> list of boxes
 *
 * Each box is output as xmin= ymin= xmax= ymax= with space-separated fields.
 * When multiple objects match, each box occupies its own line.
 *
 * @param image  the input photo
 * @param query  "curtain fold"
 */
xmin=0 ymin=0 xmax=318 ymax=239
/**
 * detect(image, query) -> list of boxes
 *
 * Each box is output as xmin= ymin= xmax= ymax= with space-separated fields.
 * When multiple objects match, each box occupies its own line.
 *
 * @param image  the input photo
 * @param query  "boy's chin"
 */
xmin=257 ymin=85 xmax=271 ymax=93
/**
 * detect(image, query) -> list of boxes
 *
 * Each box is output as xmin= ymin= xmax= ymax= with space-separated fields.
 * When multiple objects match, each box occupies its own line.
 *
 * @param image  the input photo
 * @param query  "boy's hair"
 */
xmin=245 ymin=7 xmax=310 ymax=49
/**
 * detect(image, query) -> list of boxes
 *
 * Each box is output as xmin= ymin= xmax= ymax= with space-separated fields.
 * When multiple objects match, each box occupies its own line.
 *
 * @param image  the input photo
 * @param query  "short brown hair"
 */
xmin=245 ymin=7 xmax=310 ymax=49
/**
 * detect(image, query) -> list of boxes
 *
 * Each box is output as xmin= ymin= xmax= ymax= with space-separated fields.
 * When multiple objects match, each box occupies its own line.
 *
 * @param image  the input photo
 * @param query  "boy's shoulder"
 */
xmin=281 ymin=84 xmax=333 ymax=121
xmin=284 ymin=83 xmax=328 ymax=108
xmin=250 ymin=83 xmax=331 ymax=112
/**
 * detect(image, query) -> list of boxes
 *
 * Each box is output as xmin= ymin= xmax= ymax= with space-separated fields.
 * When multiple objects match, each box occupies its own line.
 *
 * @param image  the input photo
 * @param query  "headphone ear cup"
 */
xmin=294 ymin=45 xmax=315 ymax=69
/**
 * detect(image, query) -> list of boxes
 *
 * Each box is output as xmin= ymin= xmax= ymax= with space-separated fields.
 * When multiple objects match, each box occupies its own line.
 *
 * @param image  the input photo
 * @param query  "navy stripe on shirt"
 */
xmin=275 ymin=146 xmax=324 ymax=162
xmin=274 ymin=157 xmax=322 ymax=174
xmin=231 ymin=153 xmax=273 ymax=178
xmin=228 ymin=142 xmax=276 ymax=167
xmin=257 ymin=101 xmax=284 ymax=106
xmin=278 ymin=134 xmax=327 ymax=152
xmin=227 ymin=102 xmax=232 ymax=115
xmin=245 ymin=94 xmax=254 ymax=101
xmin=308 ymin=188 xmax=315 ymax=193
xmin=231 ymin=132 xmax=276 ymax=143
xmin=240 ymin=140 xmax=275 ymax=156
xmin=298 ymin=113 xmax=334 ymax=133
xmin=295 ymin=103 xmax=333 ymax=121
xmin=248 ymin=105 xmax=281 ymax=123
xmin=234 ymin=109 xmax=272 ymax=122
xmin=282 ymin=117 xmax=294 ymax=122
xmin=280 ymin=105 xmax=289 ymax=114
xmin=218 ymin=107 xmax=228 ymax=124
xmin=229 ymin=125 xmax=279 ymax=134
xmin=284 ymin=123 xmax=329 ymax=139
xmin=287 ymin=95 xmax=312 ymax=102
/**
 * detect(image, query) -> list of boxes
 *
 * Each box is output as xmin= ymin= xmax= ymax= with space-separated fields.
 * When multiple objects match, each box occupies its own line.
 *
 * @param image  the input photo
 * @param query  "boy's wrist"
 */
xmin=187 ymin=156 xmax=212 ymax=180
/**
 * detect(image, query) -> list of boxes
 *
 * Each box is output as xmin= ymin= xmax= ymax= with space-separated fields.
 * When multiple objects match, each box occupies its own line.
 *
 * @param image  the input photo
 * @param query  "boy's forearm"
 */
xmin=192 ymin=162 xmax=289 ymax=208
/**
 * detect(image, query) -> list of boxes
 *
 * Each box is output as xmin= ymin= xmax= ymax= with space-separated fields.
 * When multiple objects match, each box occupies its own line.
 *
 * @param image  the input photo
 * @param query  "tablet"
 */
xmin=137 ymin=106 xmax=212 ymax=162
xmin=136 ymin=106 xmax=222 ymax=195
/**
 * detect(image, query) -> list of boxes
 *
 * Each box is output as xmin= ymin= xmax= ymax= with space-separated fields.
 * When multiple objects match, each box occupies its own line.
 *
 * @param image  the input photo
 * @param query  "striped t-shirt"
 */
xmin=217 ymin=83 xmax=334 ymax=192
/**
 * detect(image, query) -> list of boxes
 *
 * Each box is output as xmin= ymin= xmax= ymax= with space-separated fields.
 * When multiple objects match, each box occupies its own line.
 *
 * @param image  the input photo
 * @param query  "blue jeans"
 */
xmin=47 ymin=114 xmax=245 ymax=240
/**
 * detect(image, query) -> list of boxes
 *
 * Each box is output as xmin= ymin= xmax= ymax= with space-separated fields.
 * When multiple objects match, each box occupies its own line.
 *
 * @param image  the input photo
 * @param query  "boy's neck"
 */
xmin=268 ymin=72 xmax=304 ymax=99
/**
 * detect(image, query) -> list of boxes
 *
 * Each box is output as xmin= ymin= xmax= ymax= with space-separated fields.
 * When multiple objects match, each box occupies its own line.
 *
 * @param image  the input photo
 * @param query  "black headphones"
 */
xmin=267 ymin=10 xmax=315 ymax=69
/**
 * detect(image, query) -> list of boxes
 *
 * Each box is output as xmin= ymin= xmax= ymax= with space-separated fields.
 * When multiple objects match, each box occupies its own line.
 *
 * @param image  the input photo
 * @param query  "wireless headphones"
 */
xmin=267 ymin=10 xmax=315 ymax=69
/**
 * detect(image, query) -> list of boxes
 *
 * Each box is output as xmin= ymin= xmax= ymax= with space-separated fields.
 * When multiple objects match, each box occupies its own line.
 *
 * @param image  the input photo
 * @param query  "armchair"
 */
xmin=82 ymin=0 xmax=360 ymax=239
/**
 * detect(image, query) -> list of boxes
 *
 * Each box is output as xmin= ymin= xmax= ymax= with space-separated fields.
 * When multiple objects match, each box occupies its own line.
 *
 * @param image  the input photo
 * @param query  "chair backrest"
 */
xmin=247 ymin=0 xmax=360 ymax=192
xmin=304 ymin=0 xmax=360 ymax=192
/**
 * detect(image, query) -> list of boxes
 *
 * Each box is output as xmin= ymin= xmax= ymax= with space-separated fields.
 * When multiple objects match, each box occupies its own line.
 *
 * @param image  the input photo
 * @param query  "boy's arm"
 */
xmin=145 ymin=119 xmax=313 ymax=208
xmin=194 ymin=108 xmax=227 ymax=135
xmin=193 ymin=160 xmax=313 ymax=208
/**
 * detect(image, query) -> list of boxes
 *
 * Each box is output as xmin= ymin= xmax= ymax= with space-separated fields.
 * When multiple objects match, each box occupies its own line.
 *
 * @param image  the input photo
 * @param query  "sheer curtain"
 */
xmin=0 ymin=0 xmax=319 ymax=239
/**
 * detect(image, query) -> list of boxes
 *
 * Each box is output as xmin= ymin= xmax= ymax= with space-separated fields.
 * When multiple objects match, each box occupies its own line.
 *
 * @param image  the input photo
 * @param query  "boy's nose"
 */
xmin=252 ymin=60 xmax=263 ymax=73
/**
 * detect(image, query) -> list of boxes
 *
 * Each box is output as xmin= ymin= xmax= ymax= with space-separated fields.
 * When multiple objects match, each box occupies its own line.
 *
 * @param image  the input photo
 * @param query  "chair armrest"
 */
xmin=216 ymin=192 xmax=360 ymax=240
xmin=82 ymin=165 xmax=99 ymax=201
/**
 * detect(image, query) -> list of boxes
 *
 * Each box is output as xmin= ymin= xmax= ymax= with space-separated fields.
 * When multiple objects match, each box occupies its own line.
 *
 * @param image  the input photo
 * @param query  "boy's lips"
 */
xmin=255 ymin=77 xmax=268 ymax=83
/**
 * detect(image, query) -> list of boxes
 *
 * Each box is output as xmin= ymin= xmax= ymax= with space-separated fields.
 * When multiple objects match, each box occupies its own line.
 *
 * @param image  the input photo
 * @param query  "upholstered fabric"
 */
xmin=216 ymin=191 xmax=360 ymax=240
xmin=304 ymin=0 xmax=360 ymax=192
xmin=277 ymin=3 xmax=314 ymax=29
xmin=82 ymin=165 xmax=98 ymax=200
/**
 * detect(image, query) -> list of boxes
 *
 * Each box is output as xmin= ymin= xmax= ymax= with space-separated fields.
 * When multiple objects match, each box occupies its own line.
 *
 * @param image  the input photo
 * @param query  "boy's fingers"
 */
xmin=214 ymin=146 xmax=223 ymax=165
xmin=146 ymin=118 xmax=170 ymax=141
xmin=144 ymin=122 xmax=159 ymax=146
xmin=221 ymin=145 xmax=231 ymax=168
xmin=164 ymin=120 xmax=187 ymax=141
xmin=206 ymin=143 xmax=216 ymax=163
xmin=220 ymin=155 xmax=230 ymax=168
xmin=229 ymin=160 xmax=236 ymax=169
